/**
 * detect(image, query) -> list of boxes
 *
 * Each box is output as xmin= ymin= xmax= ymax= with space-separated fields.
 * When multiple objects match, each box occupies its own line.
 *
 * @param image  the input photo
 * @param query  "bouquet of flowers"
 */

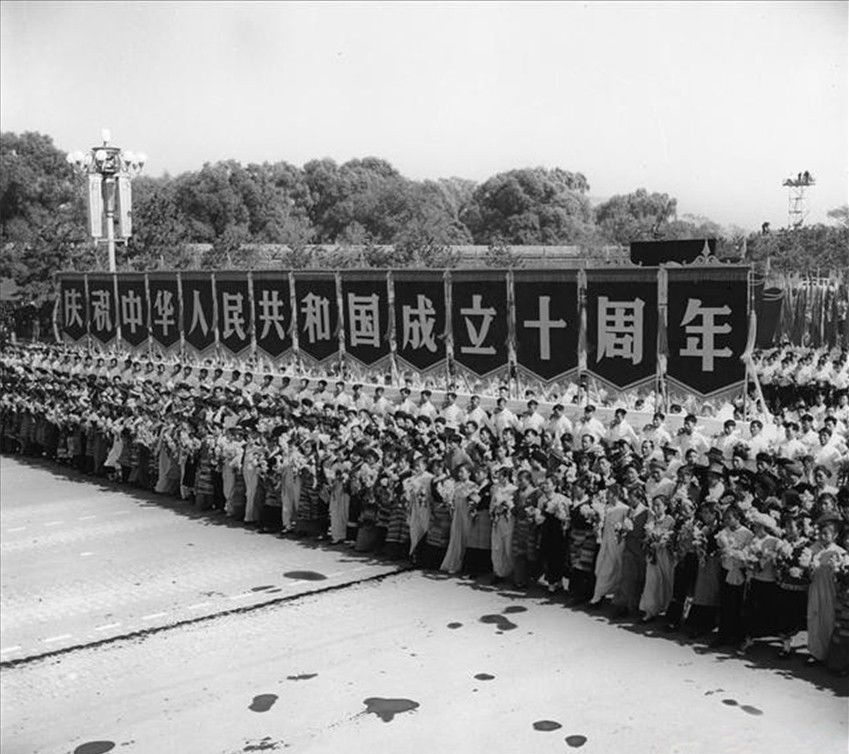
xmin=644 ymin=517 xmax=673 ymax=564
xmin=489 ymin=485 xmax=515 ymax=522
xmin=691 ymin=523 xmax=718 ymax=565
xmin=774 ymin=538 xmax=813 ymax=584
xmin=614 ymin=515 xmax=635 ymax=543
xmin=542 ymin=494 xmax=569 ymax=525
xmin=833 ymin=551 xmax=849 ymax=591
xmin=743 ymin=536 xmax=777 ymax=575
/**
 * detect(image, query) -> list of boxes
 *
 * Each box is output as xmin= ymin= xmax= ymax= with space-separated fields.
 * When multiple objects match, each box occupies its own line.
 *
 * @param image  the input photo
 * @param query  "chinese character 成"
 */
xmin=402 ymin=294 xmax=437 ymax=352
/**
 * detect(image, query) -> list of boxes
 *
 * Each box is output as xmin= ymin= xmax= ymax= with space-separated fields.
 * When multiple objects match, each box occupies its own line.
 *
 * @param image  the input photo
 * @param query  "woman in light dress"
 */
xmin=440 ymin=463 xmax=478 ymax=574
xmin=806 ymin=516 xmax=847 ymax=666
xmin=590 ymin=487 xmax=629 ymax=606
xmin=639 ymin=494 xmax=676 ymax=621
xmin=489 ymin=465 xmax=517 ymax=581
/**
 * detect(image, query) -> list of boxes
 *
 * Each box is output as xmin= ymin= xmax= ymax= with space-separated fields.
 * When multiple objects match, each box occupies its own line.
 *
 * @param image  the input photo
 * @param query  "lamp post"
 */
xmin=67 ymin=129 xmax=146 ymax=272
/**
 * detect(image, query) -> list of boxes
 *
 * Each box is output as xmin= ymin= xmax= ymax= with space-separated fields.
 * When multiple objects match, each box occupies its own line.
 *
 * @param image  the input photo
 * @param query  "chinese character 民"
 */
xmin=153 ymin=289 xmax=176 ymax=336
xmin=257 ymin=289 xmax=288 ymax=340
xmin=679 ymin=298 xmax=732 ymax=371
xmin=120 ymin=289 xmax=144 ymax=335
xmin=221 ymin=292 xmax=247 ymax=341
xmin=402 ymin=294 xmax=438 ymax=352
xmin=188 ymin=289 xmax=210 ymax=336
xmin=597 ymin=296 xmax=644 ymax=365
xmin=91 ymin=289 xmax=112 ymax=332
xmin=64 ymin=288 xmax=84 ymax=329
xmin=523 ymin=296 xmax=566 ymax=361
xmin=301 ymin=292 xmax=331 ymax=344
xmin=348 ymin=293 xmax=380 ymax=348
xmin=460 ymin=294 xmax=496 ymax=355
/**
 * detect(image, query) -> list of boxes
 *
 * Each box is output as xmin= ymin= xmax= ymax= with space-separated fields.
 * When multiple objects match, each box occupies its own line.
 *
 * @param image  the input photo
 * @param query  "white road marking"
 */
xmin=0 ymin=646 xmax=22 ymax=654
xmin=78 ymin=515 xmax=97 ymax=521
xmin=94 ymin=622 xmax=122 ymax=632
xmin=186 ymin=602 xmax=210 ymax=610
xmin=43 ymin=634 xmax=73 ymax=644
xmin=45 ymin=521 xmax=64 ymax=527
xmin=80 ymin=552 xmax=94 ymax=557
xmin=230 ymin=592 xmax=252 ymax=600
xmin=7 ymin=527 xmax=26 ymax=533
xmin=140 ymin=612 xmax=168 ymax=621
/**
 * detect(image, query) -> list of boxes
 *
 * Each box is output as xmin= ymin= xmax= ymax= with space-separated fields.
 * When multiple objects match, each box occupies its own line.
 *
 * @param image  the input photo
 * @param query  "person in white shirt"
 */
xmin=466 ymin=394 xmax=490 ymax=431
xmin=417 ymin=389 xmax=439 ymax=420
xmin=744 ymin=419 xmax=772 ymax=470
xmin=675 ymin=414 xmax=710 ymax=462
xmin=372 ymin=386 xmax=391 ymax=416
xmin=521 ymin=399 xmax=546 ymax=434
xmin=492 ymin=397 xmax=519 ymax=436
xmin=645 ymin=459 xmax=675 ymax=500
xmin=813 ymin=427 xmax=845 ymax=477
xmin=576 ymin=405 xmax=606 ymax=443
xmin=546 ymin=404 xmax=573 ymax=443
xmin=397 ymin=387 xmax=418 ymax=416
xmin=644 ymin=412 xmax=672 ymax=448
xmin=778 ymin=421 xmax=806 ymax=461
xmin=441 ymin=391 xmax=465 ymax=427
xmin=798 ymin=413 xmax=820 ymax=453
xmin=606 ymin=408 xmax=640 ymax=450
xmin=352 ymin=384 xmax=373 ymax=412
xmin=713 ymin=419 xmax=741 ymax=465
xmin=331 ymin=380 xmax=352 ymax=408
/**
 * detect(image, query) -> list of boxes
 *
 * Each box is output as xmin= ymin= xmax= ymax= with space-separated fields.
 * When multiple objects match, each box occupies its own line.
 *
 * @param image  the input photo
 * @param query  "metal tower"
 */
xmin=782 ymin=171 xmax=815 ymax=228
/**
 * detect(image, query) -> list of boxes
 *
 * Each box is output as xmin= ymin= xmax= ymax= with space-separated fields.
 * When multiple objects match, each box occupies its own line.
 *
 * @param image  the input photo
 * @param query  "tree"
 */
xmin=594 ymin=188 xmax=678 ymax=245
xmin=484 ymin=236 xmax=523 ymax=267
xmin=827 ymin=205 xmax=849 ymax=229
xmin=461 ymin=167 xmax=593 ymax=245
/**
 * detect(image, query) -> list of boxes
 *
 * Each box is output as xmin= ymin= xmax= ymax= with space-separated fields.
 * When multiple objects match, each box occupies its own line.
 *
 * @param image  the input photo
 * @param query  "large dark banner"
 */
xmin=252 ymin=271 xmax=293 ymax=360
xmin=586 ymin=268 xmax=658 ymax=391
xmin=215 ymin=272 xmax=252 ymax=358
xmin=514 ymin=270 xmax=579 ymax=383
xmin=86 ymin=273 xmax=117 ymax=347
xmin=451 ymin=270 xmax=509 ymax=379
xmin=59 ymin=275 xmax=87 ymax=344
xmin=666 ymin=267 xmax=748 ymax=398
xmin=393 ymin=270 xmax=447 ymax=375
xmin=147 ymin=272 xmax=181 ymax=353
xmin=294 ymin=272 xmax=339 ymax=366
xmin=340 ymin=271 xmax=390 ymax=368
xmin=180 ymin=272 xmax=216 ymax=357
xmin=631 ymin=239 xmax=716 ymax=266
xmin=116 ymin=273 xmax=149 ymax=352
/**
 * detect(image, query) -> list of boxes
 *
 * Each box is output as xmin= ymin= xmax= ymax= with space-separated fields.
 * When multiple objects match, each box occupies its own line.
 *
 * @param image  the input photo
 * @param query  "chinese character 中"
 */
xmin=679 ymin=298 xmax=732 ymax=371
xmin=188 ymin=290 xmax=210 ymax=336
xmin=64 ymin=288 xmax=84 ymax=329
xmin=401 ymin=294 xmax=438 ymax=352
xmin=257 ymin=289 xmax=288 ymax=340
xmin=460 ymin=295 xmax=497 ymax=355
xmin=153 ymin=289 xmax=176 ymax=336
xmin=91 ymin=289 xmax=112 ymax=332
xmin=597 ymin=296 xmax=644 ymax=365
xmin=523 ymin=296 xmax=566 ymax=361
xmin=221 ymin=292 xmax=246 ymax=341
xmin=120 ymin=289 xmax=144 ymax=334
xmin=348 ymin=293 xmax=380 ymax=348
xmin=301 ymin=292 xmax=331 ymax=344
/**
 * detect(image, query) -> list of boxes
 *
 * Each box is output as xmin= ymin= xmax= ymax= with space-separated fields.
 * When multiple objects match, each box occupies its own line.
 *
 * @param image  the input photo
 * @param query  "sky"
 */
xmin=1 ymin=1 xmax=846 ymax=232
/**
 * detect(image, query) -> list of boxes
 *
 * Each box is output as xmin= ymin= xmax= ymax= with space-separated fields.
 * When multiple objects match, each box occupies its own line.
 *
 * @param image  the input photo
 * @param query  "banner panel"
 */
xmin=585 ymin=268 xmax=658 ymax=392
xmin=514 ymin=269 xmax=579 ymax=383
xmin=450 ymin=270 xmax=510 ymax=380
xmin=293 ymin=272 xmax=340 ymax=367
xmin=215 ymin=271 xmax=252 ymax=358
xmin=58 ymin=274 xmax=88 ymax=344
xmin=340 ymin=271 xmax=391 ymax=368
xmin=147 ymin=272 xmax=181 ymax=354
xmin=180 ymin=272 xmax=216 ymax=358
xmin=666 ymin=266 xmax=748 ymax=398
xmin=252 ymin=270 xmax=293 ymax=360
xmin=116 ymin=273 xmax=149 ymax=352
xmin=392 ymin=270 xmax=447 ymax=376
xmin=86 ymin=273 xmax=118 ymax=348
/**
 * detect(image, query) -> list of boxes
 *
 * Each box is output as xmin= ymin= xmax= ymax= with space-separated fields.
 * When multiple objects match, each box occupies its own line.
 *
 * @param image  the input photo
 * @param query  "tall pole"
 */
xmin=103 ymin=176 xmax=117 ymax=273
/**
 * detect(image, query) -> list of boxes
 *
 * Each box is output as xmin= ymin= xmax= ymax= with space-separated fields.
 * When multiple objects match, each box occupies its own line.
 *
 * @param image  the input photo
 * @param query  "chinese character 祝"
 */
xmin=348 ymin=293 xmax=381 ymax=348
xmin=188 ymin=290 xmax=210 ymax=337
xmin=153 ymin=289 xmax=176 ymax=336
xmin=679 ymin=298 xmax=732 ymax=371
xmin=301 ymin=292 xmax=331 ymax=344
xmin=91 ymin=289 xmax=112 ymax=332
xmin=597 ymin=296 xmax=644 ymax=365
xmin=120 ymin=289 xmax=144 ymax=335
xmin=64 ymin=288 xmax=84 ymax=329
xmin=221 ymin=292 xmax=247 ymax=341
xmin=257 ymin=289 xmax=288 ymax=340
xmin=402 ymin=294 xmax=438 ymax=352
xmin=523 ymin=296 xmax=566 ymax=361
xmin=460 ymin=295 xmax=497 ymax=355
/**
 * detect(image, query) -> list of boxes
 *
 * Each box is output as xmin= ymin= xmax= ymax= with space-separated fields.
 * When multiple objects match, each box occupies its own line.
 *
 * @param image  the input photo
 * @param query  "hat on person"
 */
xmin=749 ymin=511 xmax=781 ymax=535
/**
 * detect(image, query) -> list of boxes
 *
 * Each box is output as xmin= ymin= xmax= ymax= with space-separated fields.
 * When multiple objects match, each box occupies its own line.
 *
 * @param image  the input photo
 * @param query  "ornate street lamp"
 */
xmin=67 ymin=129 xmax=146 ymax=272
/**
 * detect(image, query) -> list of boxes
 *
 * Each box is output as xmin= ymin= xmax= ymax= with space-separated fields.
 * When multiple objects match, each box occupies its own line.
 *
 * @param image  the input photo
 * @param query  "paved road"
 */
xmin=0 ymin=456 xmax=401 ymax=661
xmin=1 ymin=457 xmax=847 ymax=754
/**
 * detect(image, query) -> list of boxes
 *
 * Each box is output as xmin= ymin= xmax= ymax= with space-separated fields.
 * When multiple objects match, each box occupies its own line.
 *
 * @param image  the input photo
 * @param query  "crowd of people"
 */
xmin=2 ymin=342 xmax=849 ymax=676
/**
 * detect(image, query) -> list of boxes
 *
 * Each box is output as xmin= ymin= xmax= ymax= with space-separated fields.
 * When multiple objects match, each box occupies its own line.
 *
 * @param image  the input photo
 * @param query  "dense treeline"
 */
xmin=1 ymin=131 xmax=846 ymax=301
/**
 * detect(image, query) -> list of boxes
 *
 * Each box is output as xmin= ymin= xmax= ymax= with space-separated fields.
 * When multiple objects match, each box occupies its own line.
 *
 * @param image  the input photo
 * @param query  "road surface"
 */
xmin=1 ymin=456 xmax=846 ymax=754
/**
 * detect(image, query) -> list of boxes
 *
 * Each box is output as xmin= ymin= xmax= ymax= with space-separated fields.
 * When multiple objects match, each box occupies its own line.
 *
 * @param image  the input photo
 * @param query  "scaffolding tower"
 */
xmin=782 ymin=171 xmax=815 ymax=228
